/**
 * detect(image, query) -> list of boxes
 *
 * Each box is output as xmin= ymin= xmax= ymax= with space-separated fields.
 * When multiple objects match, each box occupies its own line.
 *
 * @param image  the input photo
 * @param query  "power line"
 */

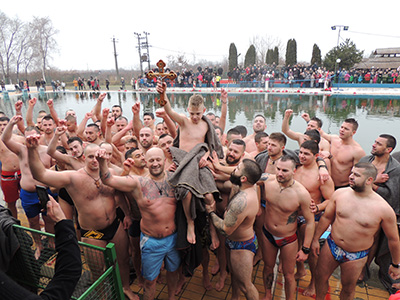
xmin=348 ymin=30 xmax=400 ymax=39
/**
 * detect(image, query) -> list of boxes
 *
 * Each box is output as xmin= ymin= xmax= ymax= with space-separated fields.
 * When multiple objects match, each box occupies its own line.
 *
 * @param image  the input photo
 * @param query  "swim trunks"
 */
xmin=225 ymin=233 xmax=258 ymax=255
xmin=140 ymin=232 xmax=180 ymax=281
xmin=20 ymin=188 xmax=48 ymax=218
xmin=81 ymin=217 xmax=120 ymax=241
xmin=327 ymin=234 xmax=369 ymax=263
xmin=263 ymin=226 xmax=297 ymax=248
xmin=1 ymin=170 xmax=21 ymax=203
xmin=128 ymin=219 xmax=141 ymax=238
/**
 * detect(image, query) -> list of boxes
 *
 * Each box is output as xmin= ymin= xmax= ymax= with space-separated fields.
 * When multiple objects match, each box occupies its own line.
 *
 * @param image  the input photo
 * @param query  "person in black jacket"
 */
xmin=0 ymin=196 xmax=82 ymax=300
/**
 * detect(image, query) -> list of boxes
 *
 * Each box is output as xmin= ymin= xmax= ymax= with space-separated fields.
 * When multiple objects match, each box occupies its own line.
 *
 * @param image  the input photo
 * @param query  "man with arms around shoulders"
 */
xmin=98 ymin=147 xmax=180 ymax=300
xmin=206 ymin=159 xmax=262 ymax=300
xmin=260 ymin=155 xmax=315 ymax=300
xmin=312 ymin=162 xmax=400 ymax=300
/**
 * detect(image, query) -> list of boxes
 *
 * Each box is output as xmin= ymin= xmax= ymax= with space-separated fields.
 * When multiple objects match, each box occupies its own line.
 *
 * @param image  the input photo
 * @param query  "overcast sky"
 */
xmin=2 ymin=0 xmax=400 ymax=72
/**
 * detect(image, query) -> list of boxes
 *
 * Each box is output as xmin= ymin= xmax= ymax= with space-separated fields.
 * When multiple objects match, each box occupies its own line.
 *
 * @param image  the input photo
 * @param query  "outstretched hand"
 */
xmin=46 ymin=196 xmax=66 ymax=223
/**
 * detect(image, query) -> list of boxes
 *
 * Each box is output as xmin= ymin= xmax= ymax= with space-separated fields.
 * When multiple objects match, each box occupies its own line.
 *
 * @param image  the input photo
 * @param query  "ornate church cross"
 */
xmin=146 ymin=60 xmax=177 ymax=106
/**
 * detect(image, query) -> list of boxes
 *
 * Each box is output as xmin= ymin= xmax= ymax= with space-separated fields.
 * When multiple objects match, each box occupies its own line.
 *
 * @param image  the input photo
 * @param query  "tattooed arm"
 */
xmin=208 ymin=191 xmax=248 ymax=237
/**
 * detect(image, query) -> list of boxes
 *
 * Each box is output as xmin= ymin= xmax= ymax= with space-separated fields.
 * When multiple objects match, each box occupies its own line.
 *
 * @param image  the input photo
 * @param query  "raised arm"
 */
xmin=47 ymin=99 xmax=60 ymax=126
xmin=76 ymin=112 xmax=92 ymax=140
xmin=26 ymin=134 xmax=73 ymax=189
xmin=1 ymin=115 xmax=24 ymax=155
xmin=47 ymin=125 xmax=73 ymax=166
xmin=93 ymin=93 xmax=106 ymax=121
xmin=282 ymin=109 xmax=303 ymax=145
xmin=155 ymin=108 xmax=177 ymax=138
xmin=219 ymin=89 xmax=228 ymax=133
xmin=26 ymin=97 xmax=37 ymax=127
xmin=97 ymin=150 xmax=138 ymax=192
xmin=14 ymin=100 xmax=25 ymax=134
xmin=131 ymin=102 xmax=143 ymax=139
xmin=112 ymin=120 xmax=133 ymax=147
xmin=156 ymin=81 xmax=186 ymax=127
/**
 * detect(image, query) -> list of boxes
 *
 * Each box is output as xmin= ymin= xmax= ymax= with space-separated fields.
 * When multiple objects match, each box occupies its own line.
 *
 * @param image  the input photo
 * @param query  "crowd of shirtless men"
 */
xmin=1 ymin=81 xmax=400 ymax=300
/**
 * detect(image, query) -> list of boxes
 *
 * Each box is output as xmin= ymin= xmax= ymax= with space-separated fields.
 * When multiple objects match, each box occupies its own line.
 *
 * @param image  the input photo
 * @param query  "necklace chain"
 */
xmin=83 ymin=168 xmax=101 ymax=189
xmin=151 ymin=178 xmax=163 ymax=195
xmin=279 ymin=180 xmax=295 ymax=193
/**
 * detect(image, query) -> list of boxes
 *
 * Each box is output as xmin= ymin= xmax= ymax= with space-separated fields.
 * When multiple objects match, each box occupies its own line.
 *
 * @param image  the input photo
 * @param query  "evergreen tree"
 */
xmin=311 ymin=44 xmax=322 ymax=66
xmin=323 ymin=39 xmax=364 ymax=71
xmin=285 ymin=39 xmax=297 ymax=66
xmin=265 ymin=49 xmax=273 ymax=64
xmin=273 ymin=46 xmax=279 ymax=65
xmin=228 ymin=43 xmax=238 ymax=72
xmin=244 ymin=45 xmax=256 ymax=68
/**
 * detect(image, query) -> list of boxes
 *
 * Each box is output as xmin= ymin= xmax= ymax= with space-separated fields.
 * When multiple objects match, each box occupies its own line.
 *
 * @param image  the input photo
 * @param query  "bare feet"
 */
xmin=123 ymin=287 xmax=139 ymax=300
xmin=175 ymin=275 xmax=186 ymax=295
xmin=302 ymin=282 xmax=316 ymax=297
xmin=187 ymin=221 xmax=196 ymax=244
xmin=202 ymin=272 xmax=213 ymax=291
xmin=215 ymin=271 xmax=227 ymax=292
xmin=294 ymin=269 xmax=307 ymax=280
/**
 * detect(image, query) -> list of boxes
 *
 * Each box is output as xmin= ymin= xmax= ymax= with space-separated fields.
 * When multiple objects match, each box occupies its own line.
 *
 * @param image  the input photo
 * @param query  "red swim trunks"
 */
xmin=1 ymin=170 xmax=21 ymax=203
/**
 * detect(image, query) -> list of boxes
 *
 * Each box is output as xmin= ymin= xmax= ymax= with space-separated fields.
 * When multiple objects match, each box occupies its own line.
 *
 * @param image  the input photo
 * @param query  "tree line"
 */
xmin=0 ymin=10 xmax=58 ymax=84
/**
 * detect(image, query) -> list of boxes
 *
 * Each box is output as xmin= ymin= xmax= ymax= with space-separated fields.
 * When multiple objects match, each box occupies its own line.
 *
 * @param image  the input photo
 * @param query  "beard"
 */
xmin=230 ymin=172 xmax=242 ymax=186
xmin=226 ymin=155 xmax=240 ymax=166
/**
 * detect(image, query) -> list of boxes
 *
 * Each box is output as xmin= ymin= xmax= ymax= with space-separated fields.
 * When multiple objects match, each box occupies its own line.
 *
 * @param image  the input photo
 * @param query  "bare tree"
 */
xmin=249 ymin=35 xmax=284 ymax=64
xmin=31 ymin=16 xmax=59 ymax=81
xmin=14 ymin=23 xmax=32 ymax=82
xmin=0 ymin=12 xmax=24 ymax=83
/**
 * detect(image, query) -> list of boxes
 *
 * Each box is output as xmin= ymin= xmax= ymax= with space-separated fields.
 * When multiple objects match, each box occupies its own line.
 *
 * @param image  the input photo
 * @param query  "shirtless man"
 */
xmin=84 ymin=123 xmax=102 ymax=145
xmin=260 ymin=155 xmax=315 ymax=300
xmin=27 ymin=140 xmax=137 ymax=300
xmin=282 ymin=109 xmax=330 ymax=152
xmin=0 ymin=116 xmax=24 ymax=218
xmin=98 ymin=147 xmax=179 ymax=300
xmin=207 ymin=159 xmax=262 ymax=300
xmin=138 ymin=127 xmax=155 ymax=154
xmin=249 ymin=132 xmax=269 ymax=158
xmin=243 ymin=114 xmax=267 ymax=153
xmin=294 ymin=140 xmax=334 ymax=296
xmin=210 ymin=138 xmax=247 ymax=291
xmin=39 ymin=115 xmax=56 ymax=146
xmin=312 ymin=162 xmax=400 ymax=300
xmin=123 ymin=147 xmax=148 ymax=176
xmin=47 ymin=127 xmax=85 ymax=170
xmin=157 ymin=133 xmax=175 ymax=170
xmin=2 ymin=116 xmax=54 ymax=235
xmin=320 ymin=118 xmax=365 ymax=188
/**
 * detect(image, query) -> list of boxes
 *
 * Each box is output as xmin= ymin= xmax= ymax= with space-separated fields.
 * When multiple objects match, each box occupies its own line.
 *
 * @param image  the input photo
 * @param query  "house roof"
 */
xmin=354 ymin=47 xmax=400 ymax=69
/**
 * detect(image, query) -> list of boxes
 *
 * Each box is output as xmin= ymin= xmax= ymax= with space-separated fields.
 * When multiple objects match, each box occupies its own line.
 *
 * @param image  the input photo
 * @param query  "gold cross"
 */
xmin=146 ymin=60 xmax=177 ymax=106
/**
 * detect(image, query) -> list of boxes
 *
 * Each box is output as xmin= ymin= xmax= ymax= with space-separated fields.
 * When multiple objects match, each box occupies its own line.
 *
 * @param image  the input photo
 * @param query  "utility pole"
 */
xmin=134 ymin=32 xmax=143 ymax=76
xmin=134 ymin=31 xmax=151 ymax=76
xmin=112 ymin=36 xmax=120 ymax=78
xmin=142 ymin=31 xmax=151 ymax=71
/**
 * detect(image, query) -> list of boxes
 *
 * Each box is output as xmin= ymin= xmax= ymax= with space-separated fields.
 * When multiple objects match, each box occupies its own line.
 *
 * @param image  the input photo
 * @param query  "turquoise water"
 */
xmin=2 ymin=91 xmax=400 ymax=152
